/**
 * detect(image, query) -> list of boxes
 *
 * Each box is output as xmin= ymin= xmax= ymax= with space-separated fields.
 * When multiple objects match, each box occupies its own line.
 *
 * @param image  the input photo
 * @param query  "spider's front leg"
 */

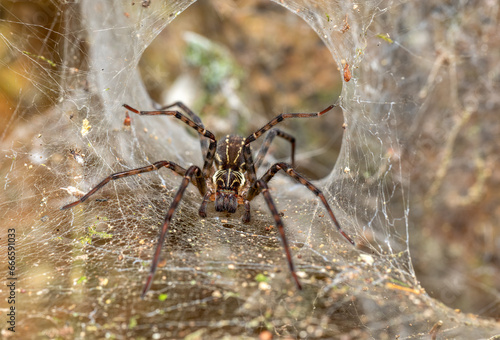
xmin=198 ymin=190 xmax=212 ymax=218
xmin=141 ymin=165 xmax=204 ymax=298
xmin=242 ymin=199 xmax=251 ymax=223
xmin=242 ymin=145 xmax=302 ymax=289
xmin=250 ymin=162 xmax=355 ymax=246
xmin=253 ymin=179 xmax=302 ymax=290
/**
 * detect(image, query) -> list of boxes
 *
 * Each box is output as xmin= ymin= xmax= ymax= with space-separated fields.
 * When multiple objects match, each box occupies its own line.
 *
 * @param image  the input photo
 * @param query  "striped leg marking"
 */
xmin=255 ymin=179 xmax=302 ymax=290
xmin=141 ymin=165 xmax=203 ymax=298
xmin=123 ymin=104 xmax=217 ymax=174
xmin=245 ymin=105 xmax=334 ymax=145
xmin=250 ymin=162 xmax=355 ymax=246
xmin=157 ymin=101 xmax=209 ymax=156
xmin=61 ymin=161 xmax=188 ymax=210
xmin=254 ymin=128 xmax=296 ymax=169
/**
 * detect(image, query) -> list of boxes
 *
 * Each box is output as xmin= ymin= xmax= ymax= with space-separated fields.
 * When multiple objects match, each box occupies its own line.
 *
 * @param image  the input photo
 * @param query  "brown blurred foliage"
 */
xmin=0 ymin=0 xmax=62 ymax=137
xmin=400 ymin=2 xmax=500 ymax=317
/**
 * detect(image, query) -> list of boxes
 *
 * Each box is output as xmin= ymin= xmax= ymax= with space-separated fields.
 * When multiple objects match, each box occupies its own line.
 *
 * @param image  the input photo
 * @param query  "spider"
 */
xmin=61 ymin=101 xmax=355 ymax=297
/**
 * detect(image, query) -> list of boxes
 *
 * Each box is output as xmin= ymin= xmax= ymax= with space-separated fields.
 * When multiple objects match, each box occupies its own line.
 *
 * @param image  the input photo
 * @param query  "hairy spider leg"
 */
xmin=242 ymin=144 xmax=258 ymax=204
xmin=198 ymin=190 xmax=212 ymax=218
xmin=242 ymin=200 xmax=251 ymax=223
xmin=244 ymin=104 xmax=335 ymax=189
xmin=157 ymin=101 xmax=209 ymax=157
xmin=249 ymin=162 xmax=355 ymax=246
xmin=241 ymin=144 xmax=301 ymax=288
xmin=141 ymin=165 xmax=203 ymax=298
xmin=254 ymin=128 xmax=296 ymax=170
xmin=60 ymin=161 xmax=199 ymax=210
xmin=244 ymin=104 xmax=335 ymax=194
xmin=255 ymin=179 xmax=302 ymax=290
xmin=123 ymin=104 xmax=217 ymax=175
xmin=245 ymin=104 xmax=335 ymax=146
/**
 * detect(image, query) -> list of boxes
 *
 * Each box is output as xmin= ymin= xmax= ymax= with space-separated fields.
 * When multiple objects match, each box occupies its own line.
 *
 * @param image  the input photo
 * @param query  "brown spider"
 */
xmin=61 ymin=101 xmax=355 ymax=298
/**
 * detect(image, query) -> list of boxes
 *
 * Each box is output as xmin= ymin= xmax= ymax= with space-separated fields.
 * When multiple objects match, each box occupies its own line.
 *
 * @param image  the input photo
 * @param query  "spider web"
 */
xmin=1 ymin=0 xmax=500 ymax=339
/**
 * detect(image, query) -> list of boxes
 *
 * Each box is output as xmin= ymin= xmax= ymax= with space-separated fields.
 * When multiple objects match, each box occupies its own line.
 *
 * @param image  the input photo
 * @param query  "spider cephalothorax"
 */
xmin=62 ymin=101 xmax=355 ymax=298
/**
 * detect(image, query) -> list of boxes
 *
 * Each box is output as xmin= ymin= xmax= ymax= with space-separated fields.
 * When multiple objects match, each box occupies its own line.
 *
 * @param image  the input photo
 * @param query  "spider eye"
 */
xmin=213 ymin=170 xmax=226 ymax=188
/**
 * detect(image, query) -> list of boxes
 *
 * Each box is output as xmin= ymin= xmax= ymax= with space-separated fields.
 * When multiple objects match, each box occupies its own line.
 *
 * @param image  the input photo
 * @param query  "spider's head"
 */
xmin=213 ymin=169 xmax=245 ymax=214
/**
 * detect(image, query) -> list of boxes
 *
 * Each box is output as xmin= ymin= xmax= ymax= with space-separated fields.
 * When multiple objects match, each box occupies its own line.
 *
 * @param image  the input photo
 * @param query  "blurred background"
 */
xmin=0 ymin=0 xmax=344 ymax=180
xmin=1 ymin=0 xmax=499 ymax=336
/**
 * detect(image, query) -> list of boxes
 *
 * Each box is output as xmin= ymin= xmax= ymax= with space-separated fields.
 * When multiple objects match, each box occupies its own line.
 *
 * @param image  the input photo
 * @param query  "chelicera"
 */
xmin=62 ymin=101 xmax=355 ymax=297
